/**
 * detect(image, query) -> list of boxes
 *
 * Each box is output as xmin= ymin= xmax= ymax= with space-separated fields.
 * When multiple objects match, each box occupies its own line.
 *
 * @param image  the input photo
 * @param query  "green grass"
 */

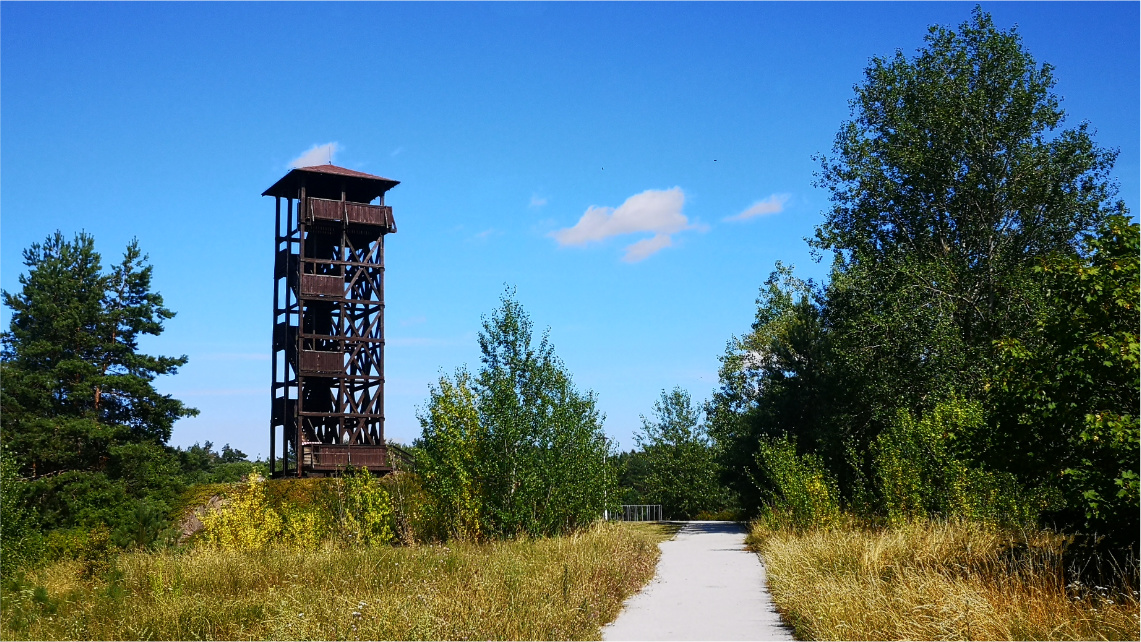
xmin=2 ymin=522 xmax=672 ymax=641
xmin=619 ymin=520 xmax=682 ymax=542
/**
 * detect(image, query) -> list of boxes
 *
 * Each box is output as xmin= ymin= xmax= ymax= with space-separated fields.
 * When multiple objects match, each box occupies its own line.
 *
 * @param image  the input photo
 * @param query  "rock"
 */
xmin=176 ymin=494 xmax=227 ymax=543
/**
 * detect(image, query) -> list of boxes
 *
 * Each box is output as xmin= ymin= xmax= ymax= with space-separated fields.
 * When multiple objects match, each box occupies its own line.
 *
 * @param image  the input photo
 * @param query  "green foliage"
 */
xmin=874 ymin=398 xmax=1043 ymax=525
xmin=112 ymin=500 xmax=176 ymax=550
xmin=24 ymin=440 xmax=187 ymax=548
xmin=705 ymin=262 xmax=832 ymax=514
xmin=416 ymin=289 xmax=614 ymax=539
xmin=416 ymin=369 xmax=485 ymax=539
xmin=2 ymin=232 xmax=197 ymax=474
xmin=1 ymin=231 xmax=202 ymax=560
xmin=42 ymin=528 xmax=95 ymax=563
xmin=177 ymin=441 xmax=266 ymax=485
xmin=1 ymin=447 xmax=42 ymax=576
xmin=634 ymin=388 xmax=729 ymax=519
xmin=476 ymin=290 xmax=614 ymax=536
xmin=380 ymin=470 xmax=431 ymax=544
xmin=78 ymin=526 xmax=115 ymax=580
xmin=807 ymin=7 xmax=1125 ymax=462
xmin=338 ymin=467 xmax=394 ymax=546
xmin=814 ymin=6 xmax=1119 ymax=277
xmin=708 ymin=9 xmax=1135 ymax=552
xmin=198 ymin=474 xmax=285 ymax=550
xmin=813 ymin=5 xmax=1122 ymax=439
xmin=995 ymin=215 xmax=1140 ymax=541
xmin=39 ymin=524 xmax=117 ymax=579
xmin=198 ymin=470 xmax=394 ymax=551
xmin=754 ymin=436 xmax=840 ymax=529
xmin=613 ymin=449 xmax=653 ymax=506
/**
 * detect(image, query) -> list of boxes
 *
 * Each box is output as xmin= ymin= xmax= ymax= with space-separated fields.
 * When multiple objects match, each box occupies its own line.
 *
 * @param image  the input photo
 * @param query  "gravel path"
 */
xmin=603 ymin=521 xmax=795 ymax=641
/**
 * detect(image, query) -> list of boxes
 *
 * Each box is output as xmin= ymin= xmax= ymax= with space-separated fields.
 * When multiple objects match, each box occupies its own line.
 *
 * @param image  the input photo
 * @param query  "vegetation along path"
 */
xmin=603 ymin=521 xmax=794 ymax=641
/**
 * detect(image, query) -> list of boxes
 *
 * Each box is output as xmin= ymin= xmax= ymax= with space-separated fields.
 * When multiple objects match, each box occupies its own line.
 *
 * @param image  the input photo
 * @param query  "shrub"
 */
xmin=79 ymin=526 xmax=114 ymax=580
xmin=336 ymin=467 xmax=393 ymax=546
xmin=198 ymin=473 xmax=284 ymax=550
xmin=279 ymin=504 xmax=327 ymax=550
xmin=416 ymin=369 xmax=485 ymax=540
xmin=197 ymin=470 xmax=395 ymax=550
xmin=0 ymin=447 xmax=41 ymax=574
xmin=111 ymin=499 xmax=175 ymax=550
xmin=874 ymin=398 xmax=1046 ymax=525
xmin=754 ymin=435 xmax=840 ymax=529
xmin=694 ymin=508 xmax=742 ymax=521
xmin=380 ymin=471 xmax=431 ymax=544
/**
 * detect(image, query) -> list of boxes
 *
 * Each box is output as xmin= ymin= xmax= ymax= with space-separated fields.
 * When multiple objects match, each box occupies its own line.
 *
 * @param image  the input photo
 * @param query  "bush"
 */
xmin=198 ymin=473 xmax=284 ymax=550
xmin=111 ymin=499 xmax=175 ymax=550
xmin=380 ymin=471 xmax=431 ymax=545
xmin=694 ymin=508 xmax=742 ymax=521
xmin=337 ymin=467 xmax=393 ymax=546
xmin=416 ymin=369 xmax=485 ymax=540
xmin=754 ymin=435 xmax=840 ymax=529
xmin=0 ymin=447 xmax=41 ymax=575
xmin=39 ymin=525 xmax=118 ymax=580
xmin=874 ymin=398 xmax=1047 ymax=525
xmin=197 ymin=470 xmax=394 ymax=551
xmin=79 ymin=526 xmax=114 ymax=580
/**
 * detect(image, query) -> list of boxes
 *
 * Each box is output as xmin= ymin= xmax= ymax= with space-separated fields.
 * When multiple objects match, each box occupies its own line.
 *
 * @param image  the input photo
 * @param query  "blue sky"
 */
xmin=3 ymin=2 xmax=1138 ymax=459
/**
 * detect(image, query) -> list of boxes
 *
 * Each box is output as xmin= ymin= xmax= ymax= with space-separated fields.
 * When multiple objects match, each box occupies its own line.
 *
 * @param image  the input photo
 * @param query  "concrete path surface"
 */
xmin=603 ymin=521 xmax=795 ymax=641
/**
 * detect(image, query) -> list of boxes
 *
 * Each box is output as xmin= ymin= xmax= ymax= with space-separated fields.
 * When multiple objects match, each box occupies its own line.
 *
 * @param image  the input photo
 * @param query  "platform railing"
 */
xmin=614 ymin=504 xmax=663 ymax=522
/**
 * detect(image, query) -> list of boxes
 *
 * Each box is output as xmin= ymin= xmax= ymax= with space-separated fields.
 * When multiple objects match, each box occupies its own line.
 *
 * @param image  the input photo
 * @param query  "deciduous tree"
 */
xmin=812 ymin=6 xmax=1125 ymax=429
xmin=636 ymin=388 xmax=728 ymax=519
xmin=708 ymin=9 xmax=1134 ymax=548
xmin=416 ymin=290 xmax=614 ymax=538
xmin=995 ymin=215 xmax=1139 ymax=541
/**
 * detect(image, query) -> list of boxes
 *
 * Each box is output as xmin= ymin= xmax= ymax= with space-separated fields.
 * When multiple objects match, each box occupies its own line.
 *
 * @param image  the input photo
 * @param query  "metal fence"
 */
xmin=613 ymin=504 xmax=663 ymax=522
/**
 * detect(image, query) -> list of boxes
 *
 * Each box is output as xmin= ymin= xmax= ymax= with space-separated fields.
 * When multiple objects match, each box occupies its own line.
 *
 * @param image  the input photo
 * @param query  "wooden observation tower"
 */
xmin=263 ymin=164 xmax=400 ymax=477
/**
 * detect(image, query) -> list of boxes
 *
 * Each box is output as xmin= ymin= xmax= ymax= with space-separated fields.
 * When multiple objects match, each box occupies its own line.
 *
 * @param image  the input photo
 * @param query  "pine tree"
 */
xmin=1 ymin=231 xmax=197 ymax=535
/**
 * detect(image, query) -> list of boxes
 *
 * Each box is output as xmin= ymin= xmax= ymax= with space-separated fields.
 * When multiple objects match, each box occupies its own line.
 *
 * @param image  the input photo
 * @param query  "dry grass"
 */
xmin=747 ymin=518 xmax=1140 ymax=641
xmin=2 ymin=521 xmax=675 ymax=641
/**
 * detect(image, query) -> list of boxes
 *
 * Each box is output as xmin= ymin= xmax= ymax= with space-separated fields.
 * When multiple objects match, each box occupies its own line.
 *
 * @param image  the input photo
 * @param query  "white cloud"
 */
xmin=551 ymin=187 xmax=692 ymax=261
xmin=530 ymin=194 xmax=548 ymax=208
xmin=623 ymin=234 xmax=673 ymax=262
xmin=725 ymin=193 xmax=790 ymax=222
xmin=290 ymin=142 xmax=340 ymax=168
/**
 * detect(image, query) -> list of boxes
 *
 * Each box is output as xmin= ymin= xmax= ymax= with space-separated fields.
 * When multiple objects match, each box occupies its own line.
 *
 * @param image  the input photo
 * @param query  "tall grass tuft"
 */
xmin=748 ymin=517 xmax=1140 ymax=641
xmin=1 ymin=522 xmax=667 ymax=641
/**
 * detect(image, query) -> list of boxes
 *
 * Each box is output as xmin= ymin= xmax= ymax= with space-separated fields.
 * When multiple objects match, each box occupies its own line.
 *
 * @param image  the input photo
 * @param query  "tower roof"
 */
xmin=262 ymin=164 xmax=400 ymax=202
